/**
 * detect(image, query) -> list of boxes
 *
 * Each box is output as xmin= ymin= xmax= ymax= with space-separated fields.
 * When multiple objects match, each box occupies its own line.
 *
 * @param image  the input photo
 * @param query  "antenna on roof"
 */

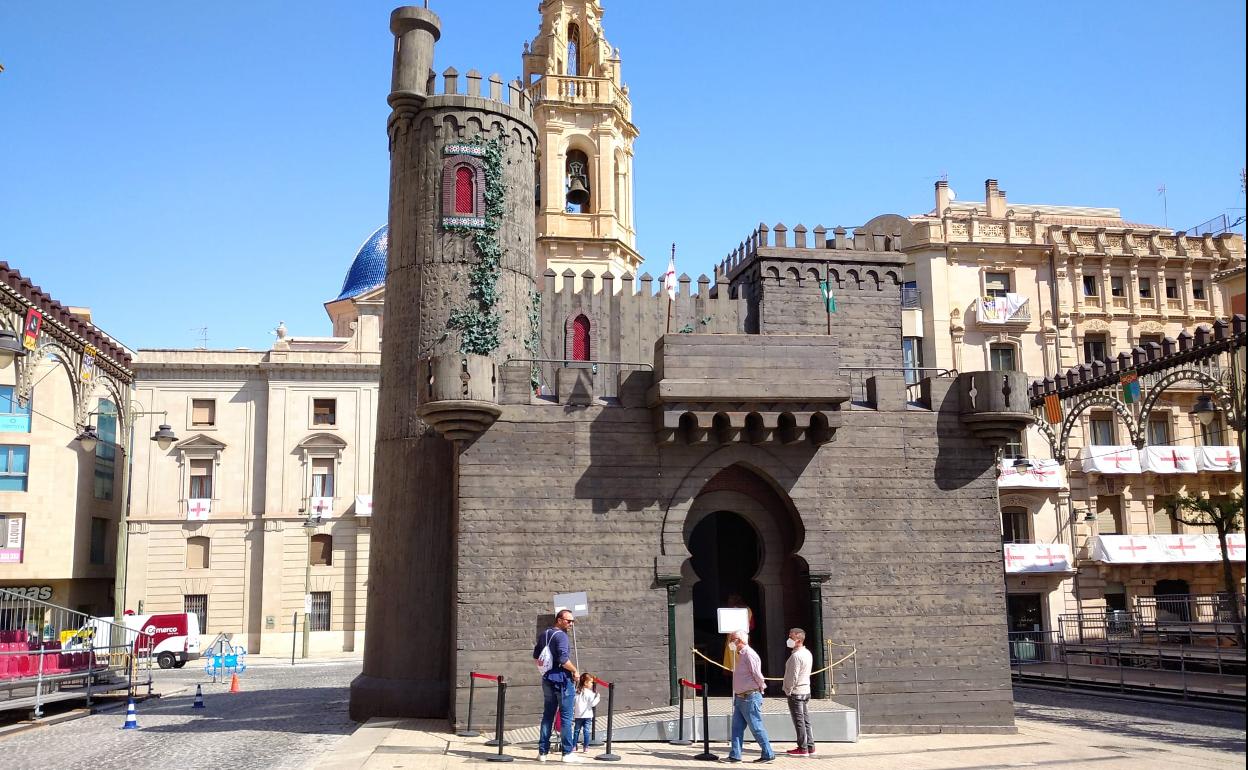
xmin=190 ymin=327 xmax=208 ymax=349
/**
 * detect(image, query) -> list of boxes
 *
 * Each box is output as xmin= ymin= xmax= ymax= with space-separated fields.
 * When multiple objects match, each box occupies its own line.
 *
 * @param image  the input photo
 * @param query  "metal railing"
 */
xmin=0 ymin=588 xmax=152 ymax=717
xmin=1008 ymin=632 xmax=1244 ymax=704
xmin=900 ymin=287 xmax=921 ymax=309
xmin=840 ymin=366 xmax=958 ymax=404
xmin=1136 ymin=593 xmax=1245 ymax=627
xmin=1059 ymin=595 xmax=1246 ymax=647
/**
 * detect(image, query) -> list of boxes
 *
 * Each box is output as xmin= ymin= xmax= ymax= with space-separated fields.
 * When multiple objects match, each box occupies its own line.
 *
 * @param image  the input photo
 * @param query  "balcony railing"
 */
xmin=1111 ymin=296 xmax=1129 ymax=309
xmin=1193 ymin=299 xmax=1210 ymax=312
xmin=973 ymin=297 xmax=1030 ymax=326
xmin=900 ymin=287 xmax=921 ymax=309
xmin=1138 ymin=297 xmax=1156 ymax=310
xmin=1167 ymin=298 xmax=1184 ymax=310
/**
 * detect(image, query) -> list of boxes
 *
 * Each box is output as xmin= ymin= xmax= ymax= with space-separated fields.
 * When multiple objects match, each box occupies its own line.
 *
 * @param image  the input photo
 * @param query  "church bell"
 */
xmin=566 ymin=160 xmax=590 ymax=207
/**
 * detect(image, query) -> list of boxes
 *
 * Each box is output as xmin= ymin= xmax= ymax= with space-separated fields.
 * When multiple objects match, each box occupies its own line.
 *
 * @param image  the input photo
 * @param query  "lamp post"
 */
xmin=301 ymin=512 xmax=323 ymax=659
xmin=76 ymin=407 xmax=177 ymax=621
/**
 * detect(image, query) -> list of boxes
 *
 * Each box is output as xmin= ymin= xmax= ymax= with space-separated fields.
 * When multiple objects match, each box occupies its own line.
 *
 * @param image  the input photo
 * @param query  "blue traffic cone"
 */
xmin=122 ymin=699 xmax=140 ymax=730
xmin=192 ymin=684 xmax=205 ymax=709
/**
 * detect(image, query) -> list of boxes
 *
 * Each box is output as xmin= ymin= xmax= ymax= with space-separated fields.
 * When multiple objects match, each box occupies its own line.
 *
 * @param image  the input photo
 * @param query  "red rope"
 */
xmin=470 ymin=672 xmax=501 ymax=682
xmin=678 ymin=678 xmax=702 ymax=691
xmin=593 ymin=676 xmax=612 ymax=688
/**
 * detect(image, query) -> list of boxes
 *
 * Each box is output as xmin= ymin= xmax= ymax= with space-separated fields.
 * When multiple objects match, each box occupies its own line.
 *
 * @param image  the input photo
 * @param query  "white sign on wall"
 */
xmin=553 ymin=591 xmax=589 ymax=618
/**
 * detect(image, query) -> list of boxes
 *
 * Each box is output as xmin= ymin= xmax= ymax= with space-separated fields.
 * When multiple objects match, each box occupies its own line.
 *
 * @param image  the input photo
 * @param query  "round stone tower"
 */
xmin=350 ymin=5 xmax=538 ymax=721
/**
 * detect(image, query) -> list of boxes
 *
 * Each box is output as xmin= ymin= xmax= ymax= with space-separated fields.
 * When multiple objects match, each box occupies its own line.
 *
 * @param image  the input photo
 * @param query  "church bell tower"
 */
xmin=524 ymin=0 xmax=640 ymax=290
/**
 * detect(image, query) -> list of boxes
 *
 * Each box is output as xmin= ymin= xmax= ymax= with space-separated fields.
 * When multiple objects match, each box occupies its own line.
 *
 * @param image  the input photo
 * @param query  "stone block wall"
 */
xmin=449 ymin=374 xmax=1013 ymax=731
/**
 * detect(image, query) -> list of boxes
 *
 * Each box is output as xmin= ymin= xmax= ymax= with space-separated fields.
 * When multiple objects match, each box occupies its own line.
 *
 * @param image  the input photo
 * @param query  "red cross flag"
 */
xmin=663 ymin=247 xmax=677 ymax=301
xmin=187 ymin=499 xmax=211 ymax=521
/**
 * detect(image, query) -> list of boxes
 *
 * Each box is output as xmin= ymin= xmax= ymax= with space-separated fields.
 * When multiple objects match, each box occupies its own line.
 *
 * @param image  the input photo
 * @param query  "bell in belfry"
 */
xmin=566 ymin=160 xmax=590 ymax=207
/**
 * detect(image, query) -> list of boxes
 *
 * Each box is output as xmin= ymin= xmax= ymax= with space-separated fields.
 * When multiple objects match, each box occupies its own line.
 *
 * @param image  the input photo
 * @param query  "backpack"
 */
xmin=536 ymin=629 xmax=557 ymax=675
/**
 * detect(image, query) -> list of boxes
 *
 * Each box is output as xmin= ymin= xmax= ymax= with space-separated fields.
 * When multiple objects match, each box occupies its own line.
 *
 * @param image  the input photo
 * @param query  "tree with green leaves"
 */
xmin=1168 ymin=493 xmax=1245 ymax=649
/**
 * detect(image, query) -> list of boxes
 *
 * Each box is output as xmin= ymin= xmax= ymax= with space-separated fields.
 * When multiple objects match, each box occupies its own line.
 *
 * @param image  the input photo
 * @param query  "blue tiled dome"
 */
xmin=334 ymin=225 xmax=388 ymax=300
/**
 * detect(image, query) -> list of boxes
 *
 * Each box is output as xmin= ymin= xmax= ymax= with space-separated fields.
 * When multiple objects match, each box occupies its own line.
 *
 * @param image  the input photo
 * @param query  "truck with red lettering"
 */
xmin=71 ymin=612 xmax=201 ymax=669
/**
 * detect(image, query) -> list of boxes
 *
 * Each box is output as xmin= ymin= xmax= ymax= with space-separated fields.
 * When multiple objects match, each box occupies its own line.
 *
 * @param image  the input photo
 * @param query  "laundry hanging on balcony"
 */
xmin=998 ymin=458 xmax=1066 ymax=489
xmin=979 ymin=293 xmax=1027 ymax=323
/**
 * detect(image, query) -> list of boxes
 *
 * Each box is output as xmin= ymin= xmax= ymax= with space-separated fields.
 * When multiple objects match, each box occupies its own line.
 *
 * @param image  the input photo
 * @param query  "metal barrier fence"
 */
xmin=1060 ymin=594 xmax=1246 ymax=646
xmin=1008 ymin=632 xmax=1244 ymax=703
xmin=0 ymin=588 xmax=153 ymax=718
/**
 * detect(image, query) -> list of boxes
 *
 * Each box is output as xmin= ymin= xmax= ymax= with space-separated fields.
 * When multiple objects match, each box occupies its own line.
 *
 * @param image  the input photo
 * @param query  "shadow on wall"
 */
xmin=933 ymin=375 xmax=995 ymax=491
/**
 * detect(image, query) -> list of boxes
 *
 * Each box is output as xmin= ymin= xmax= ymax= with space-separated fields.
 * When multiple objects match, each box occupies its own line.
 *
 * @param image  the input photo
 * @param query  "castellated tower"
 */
xmin=350 ymin=5 xmax=538 ymax=721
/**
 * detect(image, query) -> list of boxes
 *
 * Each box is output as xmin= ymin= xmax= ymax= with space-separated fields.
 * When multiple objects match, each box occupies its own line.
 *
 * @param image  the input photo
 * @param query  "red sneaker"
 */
xmin=805 ymin=747 xmax=816 ymax=756
xmin=785 ymin=748 xmax=808 ymax=756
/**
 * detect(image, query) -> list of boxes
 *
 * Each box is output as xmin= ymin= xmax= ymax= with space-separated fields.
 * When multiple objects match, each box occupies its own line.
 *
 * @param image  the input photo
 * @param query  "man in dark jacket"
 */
xmin=533 ymin=610 xmax=580 ymax=762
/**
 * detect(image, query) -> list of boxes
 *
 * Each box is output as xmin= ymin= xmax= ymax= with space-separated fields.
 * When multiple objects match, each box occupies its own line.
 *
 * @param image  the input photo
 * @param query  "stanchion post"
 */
xmin=459 ymin=672 xmax=480 ymax=738
xmin=485 ymin=675 xmax=514 ymax=763
xmin=594 ymin=680 xmax=620 ymax=762
xmin=290 ymin=612 xmax=297 ymax=666
xmin=671 ymin=679 xmax=691 ymax=745
xmin=693 ymin=667 xmax=717 ymax=762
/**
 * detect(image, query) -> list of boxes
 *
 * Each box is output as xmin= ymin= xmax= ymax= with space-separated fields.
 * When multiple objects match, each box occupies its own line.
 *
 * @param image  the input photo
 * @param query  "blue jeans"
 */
xmin=729 ymin=691 xmax=774 ymax=761
xmin=538 ymin=678 xmax=575 ymax=755
xmin=573 ymin=717 xmax=592 ymax=750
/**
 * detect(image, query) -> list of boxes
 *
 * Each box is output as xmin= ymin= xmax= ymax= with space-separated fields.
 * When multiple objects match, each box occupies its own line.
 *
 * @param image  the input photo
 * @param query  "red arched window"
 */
xmin=571 ymin=315 xmax=591 ymax=361
xmin=454 ymin=166 xmax=474 ymax=214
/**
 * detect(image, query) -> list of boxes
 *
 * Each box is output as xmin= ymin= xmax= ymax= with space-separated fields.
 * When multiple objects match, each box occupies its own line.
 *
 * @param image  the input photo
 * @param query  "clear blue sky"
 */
xmin=2 ymin=1 xmax=1244 ymax=351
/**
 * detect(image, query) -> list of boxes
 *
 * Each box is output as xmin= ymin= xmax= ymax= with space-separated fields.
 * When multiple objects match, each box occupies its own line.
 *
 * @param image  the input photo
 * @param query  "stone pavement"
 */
xmin=315 ymin=687 xmax=1245 ymax=770
xmin=0 ymin=660 xmax=362 ymax=770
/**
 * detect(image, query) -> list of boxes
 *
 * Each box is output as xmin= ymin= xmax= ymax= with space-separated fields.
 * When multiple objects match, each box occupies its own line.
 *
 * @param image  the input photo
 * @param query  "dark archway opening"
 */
xmin=690 ymin=511 xmax=761 ymax=696
xmin=1154 ymin=579 xmax=1192 ymax=622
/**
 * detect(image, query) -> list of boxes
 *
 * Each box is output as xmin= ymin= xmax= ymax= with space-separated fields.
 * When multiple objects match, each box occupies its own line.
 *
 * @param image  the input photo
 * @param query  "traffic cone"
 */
xmin=192 ymin=684 xmax=206 ymax=709
xmin=228 ymin=673 xmax=241 ymax=693
xmin=122 ymin=699 xmax=140 ymax=730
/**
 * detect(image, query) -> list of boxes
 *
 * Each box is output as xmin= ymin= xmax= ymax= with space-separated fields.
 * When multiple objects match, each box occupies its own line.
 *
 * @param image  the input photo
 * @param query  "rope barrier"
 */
xmin=471 ymin=672 xmax=501 ymax=681
xmin=689 ymin=641 xmax=856 ymax=682
xmin=592 ymin=676 xmax=612 ymax=688
xmin=678 ymin=678 xmax=702 ymax=691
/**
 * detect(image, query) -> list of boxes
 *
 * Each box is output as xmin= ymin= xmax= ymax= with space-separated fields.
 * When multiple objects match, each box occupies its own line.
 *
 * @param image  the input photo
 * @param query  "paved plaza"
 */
xmin=0 ymin=659 xmax=361 ymax=770
xmin=1 ymin=665 xmax=1242 ymax=770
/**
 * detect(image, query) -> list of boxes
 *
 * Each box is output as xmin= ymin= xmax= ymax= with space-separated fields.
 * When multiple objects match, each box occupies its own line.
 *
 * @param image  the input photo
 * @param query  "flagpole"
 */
xmin=825 ymin=263 xmax=832 ymax=336
xmin=666 ymin=243 xmax=675 ymax=334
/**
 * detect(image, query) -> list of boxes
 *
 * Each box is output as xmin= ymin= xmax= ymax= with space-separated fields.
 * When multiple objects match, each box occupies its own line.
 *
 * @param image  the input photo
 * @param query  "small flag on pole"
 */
xmin=818 ymin=280 xmax=837 ymax=313
xmin=1043 ymin=393 xmax=1062 ymax=424
xmin=1119 ymin=372 xmax=1140 ymax=404
xmin=663 ymin=247 xmax=677 ymax=301
xmin=22 ymin=308 xmax=42 ymax=351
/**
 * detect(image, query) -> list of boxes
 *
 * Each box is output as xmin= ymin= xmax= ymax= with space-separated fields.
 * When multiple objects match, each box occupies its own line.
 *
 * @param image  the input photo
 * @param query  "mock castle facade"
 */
xmin=349 ymin=2 xmax=1028 ymax=731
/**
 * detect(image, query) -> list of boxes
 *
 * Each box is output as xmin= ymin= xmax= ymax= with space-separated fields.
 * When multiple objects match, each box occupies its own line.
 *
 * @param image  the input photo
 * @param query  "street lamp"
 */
xmin=1190 ymin=394 xmax=1217 ymax=427
xmin=0 ymin=329 xmax=26 ymax=368
xmin=75 ymin=406 xmax=178 ymax=621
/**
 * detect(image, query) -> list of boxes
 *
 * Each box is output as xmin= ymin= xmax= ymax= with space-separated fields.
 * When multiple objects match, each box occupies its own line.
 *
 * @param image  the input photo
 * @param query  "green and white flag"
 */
xmin=818 ymin=280 xmax=837 ymax=313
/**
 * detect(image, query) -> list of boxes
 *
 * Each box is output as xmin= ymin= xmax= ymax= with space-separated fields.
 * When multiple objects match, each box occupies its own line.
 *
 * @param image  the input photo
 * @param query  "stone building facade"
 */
xmin=351 ymin=5 xmax=1027 ymax=734
xmin=896 ymin=180 xmax=1245 ymax=636
xmin=0 ymin=262 xmax=133 ymax=617
xmin=124 ymin=291 xmax=381 ymax=655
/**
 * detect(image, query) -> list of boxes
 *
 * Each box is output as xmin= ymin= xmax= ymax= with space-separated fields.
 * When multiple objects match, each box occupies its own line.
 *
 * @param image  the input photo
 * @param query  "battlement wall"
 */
xmin=536 ymin=268 xmax=747 ymax=398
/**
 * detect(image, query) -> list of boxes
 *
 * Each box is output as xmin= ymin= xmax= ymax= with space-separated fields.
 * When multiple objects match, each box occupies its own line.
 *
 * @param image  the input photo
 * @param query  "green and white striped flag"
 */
xmin=818 ymin=279 xmax=837 ymax=313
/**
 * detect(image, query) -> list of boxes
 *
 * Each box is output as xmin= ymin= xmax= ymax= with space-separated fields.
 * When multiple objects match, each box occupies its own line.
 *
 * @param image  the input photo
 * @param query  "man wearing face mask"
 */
xmin=725 ymin=630 xmax=775 ymax=763
xmin=782 ymin=628 xmax=815 ymax=756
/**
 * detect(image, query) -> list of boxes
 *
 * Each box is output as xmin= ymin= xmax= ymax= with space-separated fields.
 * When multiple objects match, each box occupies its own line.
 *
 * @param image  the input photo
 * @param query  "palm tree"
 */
xmin=1168 ymin=494 xmax=1245 ymax=649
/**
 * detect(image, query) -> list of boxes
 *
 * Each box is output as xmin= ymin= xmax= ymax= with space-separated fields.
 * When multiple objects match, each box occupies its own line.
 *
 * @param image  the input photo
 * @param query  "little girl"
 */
xmin=572 ymin=672 xmax=600 ymax=752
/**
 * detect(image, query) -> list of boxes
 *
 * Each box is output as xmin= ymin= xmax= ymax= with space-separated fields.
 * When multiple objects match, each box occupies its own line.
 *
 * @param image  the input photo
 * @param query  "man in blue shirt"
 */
xmin=533 ymin=610 xmax=580 ymax=762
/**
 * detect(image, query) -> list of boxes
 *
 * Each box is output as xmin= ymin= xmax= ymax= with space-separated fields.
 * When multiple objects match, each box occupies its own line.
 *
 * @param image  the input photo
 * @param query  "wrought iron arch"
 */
xmin=1136 ymin=368 xmax=1233 ymax=441
xmin=1055 ymin=393 xmax=1142 ymax=457
xmin=1029 ymin=416 xmax=1060 ymax=459
xmin=17 ymin=340 xmax=82 ymax=416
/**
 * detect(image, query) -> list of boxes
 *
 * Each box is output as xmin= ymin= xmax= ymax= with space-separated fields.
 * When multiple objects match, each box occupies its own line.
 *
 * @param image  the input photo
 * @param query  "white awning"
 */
xmin=1139 ymin=445 xmax=1197 ymax=474
xmin=998 ymin=458 xmax=1066 ymax=489
xmin=1196 ymin=446 xmax=1241 ymax=472
xmin=1080 ymin=446 xmax=1142 ymax=474
xmin=1004 ymin=543 xmax=1075 ymax=573
xmin=355 ymin=494 xmax=373 ymax=517
xmin=1090 ymin=534 xmax=1246 ymax=564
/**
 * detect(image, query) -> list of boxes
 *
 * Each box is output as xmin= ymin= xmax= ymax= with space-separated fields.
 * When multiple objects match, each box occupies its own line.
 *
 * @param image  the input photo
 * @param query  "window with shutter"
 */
xmin=186 ymin=536 xmax=210 ymax=569
xmin=309 ymin=534 xmax=333 ymax=567
xmin=191 ymin=399 xmax=215 ymax=427
xmin=189 ymin=459 xmax=213 ymax=499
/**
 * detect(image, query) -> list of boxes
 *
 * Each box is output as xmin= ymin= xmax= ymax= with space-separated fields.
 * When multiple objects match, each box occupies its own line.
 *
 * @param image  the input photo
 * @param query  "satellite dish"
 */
xmin=948 ymin=188 xmax=957 ymax=201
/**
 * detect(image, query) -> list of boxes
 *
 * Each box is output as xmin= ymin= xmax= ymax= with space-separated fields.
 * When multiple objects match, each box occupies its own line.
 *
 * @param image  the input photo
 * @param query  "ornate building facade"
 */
xmin=898 ymin=180 xmax=1245 ymax=637
xmin=0 ymin=263 xmax=133 ymax=616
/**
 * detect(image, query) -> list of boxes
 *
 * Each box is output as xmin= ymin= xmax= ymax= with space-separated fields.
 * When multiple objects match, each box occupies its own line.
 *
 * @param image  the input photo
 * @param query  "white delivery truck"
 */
xmin=70 ymin=612 xmax=202 ymax=669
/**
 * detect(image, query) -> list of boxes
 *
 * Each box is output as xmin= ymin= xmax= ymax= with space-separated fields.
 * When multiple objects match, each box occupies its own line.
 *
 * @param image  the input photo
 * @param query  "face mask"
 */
xmin=786 ymin=638 xmax=796 ymax=649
